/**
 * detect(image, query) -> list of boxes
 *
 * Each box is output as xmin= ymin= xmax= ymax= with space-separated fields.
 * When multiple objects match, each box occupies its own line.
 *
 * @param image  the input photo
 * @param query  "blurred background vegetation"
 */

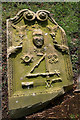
xmin=2 ymin=2 xmax=79 ymax=81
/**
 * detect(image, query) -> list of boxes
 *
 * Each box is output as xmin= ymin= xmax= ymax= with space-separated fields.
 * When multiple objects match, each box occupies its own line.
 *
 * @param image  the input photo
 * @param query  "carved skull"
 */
xmin=33 ymin=29 xmax=44 ymax=48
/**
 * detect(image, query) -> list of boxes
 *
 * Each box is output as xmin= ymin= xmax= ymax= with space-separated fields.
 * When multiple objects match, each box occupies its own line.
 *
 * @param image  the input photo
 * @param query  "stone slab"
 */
xmin=7 ymin=9 xmax=73 ymax=119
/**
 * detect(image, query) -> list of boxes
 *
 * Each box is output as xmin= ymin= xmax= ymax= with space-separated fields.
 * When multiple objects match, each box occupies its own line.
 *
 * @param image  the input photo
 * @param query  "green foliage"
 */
xmin=2 ymin=2 xmax=79 ymax=38
xmin=70 ymin=114 xmax=79 ymax=119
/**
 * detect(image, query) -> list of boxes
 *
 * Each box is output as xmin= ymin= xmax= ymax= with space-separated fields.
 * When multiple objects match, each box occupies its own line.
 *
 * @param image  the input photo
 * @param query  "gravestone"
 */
xmin=7 ymin=9 xmax=73 ymax=119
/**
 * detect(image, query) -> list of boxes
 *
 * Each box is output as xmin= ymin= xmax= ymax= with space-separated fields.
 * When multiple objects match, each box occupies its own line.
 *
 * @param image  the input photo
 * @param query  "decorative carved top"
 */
xmin=10 ymin=9 xmax=50 ymax=23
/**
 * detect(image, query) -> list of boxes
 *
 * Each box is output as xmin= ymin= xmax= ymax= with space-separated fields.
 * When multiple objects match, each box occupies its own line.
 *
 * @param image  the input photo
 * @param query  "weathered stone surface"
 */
xmin=7 ymin=9 xmax=73 ymax=119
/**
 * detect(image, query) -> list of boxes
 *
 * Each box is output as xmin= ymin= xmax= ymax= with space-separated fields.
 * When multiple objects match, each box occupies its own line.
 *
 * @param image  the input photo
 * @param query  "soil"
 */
xmin=1 ymin=89 xmax=80 ymax=120
xmin=25 ymin=91 xmax=80 ymax=120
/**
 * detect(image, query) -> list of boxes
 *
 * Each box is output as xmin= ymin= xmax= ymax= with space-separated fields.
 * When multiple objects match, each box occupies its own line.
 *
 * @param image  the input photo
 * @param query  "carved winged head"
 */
xmin=32 ymin=29 xmax=44 ymax=48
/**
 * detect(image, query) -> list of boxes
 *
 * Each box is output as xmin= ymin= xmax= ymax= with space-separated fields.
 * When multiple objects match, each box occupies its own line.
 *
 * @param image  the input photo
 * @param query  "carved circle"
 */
xmin=36 ymin=11 xmax=48 ymax=21
xmin=23 ymin=10 xmax=35 ymax=21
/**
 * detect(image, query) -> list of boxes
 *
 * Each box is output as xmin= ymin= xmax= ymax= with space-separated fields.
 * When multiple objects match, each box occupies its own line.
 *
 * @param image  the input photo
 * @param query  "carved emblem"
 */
xmin=23 ymin=9 xmax=49 ymax=22
xmin=33 ymin=29 xmax=44 ymax=48
xmin=21 ymin=54 xmax=33 ymax=63
xmin=45 ymin=77 xmax=62 ymax=88
xmin=48 ymin=53 xmax=58 ymax=64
